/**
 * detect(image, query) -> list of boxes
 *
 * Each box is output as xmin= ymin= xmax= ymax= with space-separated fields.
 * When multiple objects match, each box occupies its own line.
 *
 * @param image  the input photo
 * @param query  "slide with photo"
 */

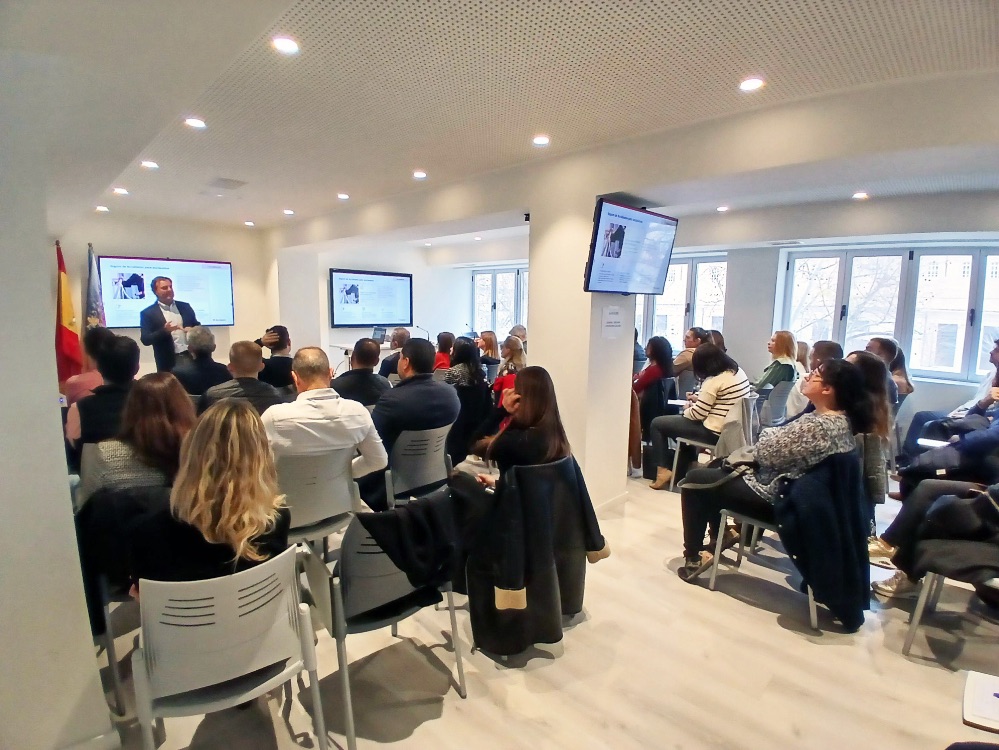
xmin=98 ymin=256 xmax=235 ymax=328
xmin=329 ymin=269 xmax=412 ymax=327
xmin=585 ymin=201 xmax=678 ymax=295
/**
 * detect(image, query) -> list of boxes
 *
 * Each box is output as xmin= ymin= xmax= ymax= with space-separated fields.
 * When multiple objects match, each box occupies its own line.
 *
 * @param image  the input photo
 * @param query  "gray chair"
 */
xmin=758 ymin=380 xmax=795 ymax=427
xmin=384 ymin=424 xmax=454 ymax=506
xmin=903 ymin=574 xmax=999 ymax=657
xmin=485 ymin=363 xmax=499 ymax=383
xmin=131 ymin=547 xmax=328 ymax=750
xmin=708 ymin=509 xmax=818 ymax=630
xmin=676 ymin=369 xmax=697 ymax=399
xmin=96 ymin=577 xmax=132 ymax=717
xmin=277 ymin=449 xmax=360 ymax=557
xmin=387 ymin=373 xmax=401 ymax=385
xmin=668 ymin=396 xmax=756 ymax=492
xmin=302 ymin=519 xmax=467 ymax=750
xmin=432 ymin=368 xmax=449 ymax=382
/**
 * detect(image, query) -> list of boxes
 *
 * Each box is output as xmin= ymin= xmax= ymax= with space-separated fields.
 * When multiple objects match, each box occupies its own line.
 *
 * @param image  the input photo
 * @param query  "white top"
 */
xmin=262 ymin=388 xmax=388 ymax=478
xmin=784 ymin=377 xmax=809 ymax=418
xmin=158 ymin=300 xmax=187 ymax=353
xmin=683 ymin=367 xmax=752 ymax=433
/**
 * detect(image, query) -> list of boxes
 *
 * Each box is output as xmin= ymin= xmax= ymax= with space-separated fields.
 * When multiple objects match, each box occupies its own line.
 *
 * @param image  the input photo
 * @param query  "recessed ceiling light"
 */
xmin=739 ymin=77 xmax=766 ymax=92
xmin=283 ymin=209 xmax=295 ymax=216
xmin=272 ymin=36 xmax=299 ymax=55
xmin=532 ymin=134 xmax=550 ymax=147
xmin=412 ymin=170 xmax=427 ymax=180
xmin=852 ymin=191 xmax=870 ymax=200
xmin=424 ymin=242 xmax=432 ymax=247
xmin=140 ymin=160 xmax=159 ymax=170
xmin=474 ymin=236 xmax=482 ymax=241
xmin=244 ymin=221 xmax=255 ymax=227
xmin=112 ymin=187 xmax=128 ymax=195
xmin=95 ymin=205 xmax=109 ymax=212
xmin=184 ymin=117 xmax=206 ymax=129
xmin=716 ymin=206 xmax=730 ymax=212
xmin=337 ymin=193 xmax=349 ymax=200
xmin=215 ymin=194 xmax=224 ymax=198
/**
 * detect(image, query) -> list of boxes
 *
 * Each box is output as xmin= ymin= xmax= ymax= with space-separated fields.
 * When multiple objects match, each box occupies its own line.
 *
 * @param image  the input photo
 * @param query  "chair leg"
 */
xmin=749 ymin=526 xmax=762 ymax=554
xmin=807 ymin=586 xmax=818 ymax=631
xmin=735 ymin=521 xmax=749 ymax=568
xmin=335 ymin=636 xmax=356 ymax=750
xmin=307 ymin=667 xmax=328 ymax=750
xmin=390 ymin=622 xmax=399 ymax=638
xmin=445 ymin=588 xmax=468 ymax=699
xmin=132 ymin=650 xmax=155 ymax=750
xmin=669 ymin=441 xmax=682 ymax=491
xmin=928 ymin=574 xmax=946 ymax=614
xmin=102 ymin=602 xmax=126 ymax=717
xmin=709 ymin=512 xmax=728 ymax=591
xmin=903 ymin=574 xmax=935 ymax=656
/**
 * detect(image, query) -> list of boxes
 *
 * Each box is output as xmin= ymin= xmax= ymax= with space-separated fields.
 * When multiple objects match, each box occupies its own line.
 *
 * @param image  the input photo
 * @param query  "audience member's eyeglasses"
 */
xmin=806 ymin=369 xmax=824 ymax=382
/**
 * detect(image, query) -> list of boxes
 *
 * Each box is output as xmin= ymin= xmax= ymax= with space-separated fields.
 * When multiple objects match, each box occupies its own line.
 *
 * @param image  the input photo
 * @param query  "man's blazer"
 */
xmin=139 ymin=300 xmax=199 ymax=372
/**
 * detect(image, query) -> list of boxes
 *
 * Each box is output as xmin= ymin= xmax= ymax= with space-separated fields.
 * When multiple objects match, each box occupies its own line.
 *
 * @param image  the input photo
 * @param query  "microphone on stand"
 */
xmin=412 ymin=324 xmax=430 ymax=339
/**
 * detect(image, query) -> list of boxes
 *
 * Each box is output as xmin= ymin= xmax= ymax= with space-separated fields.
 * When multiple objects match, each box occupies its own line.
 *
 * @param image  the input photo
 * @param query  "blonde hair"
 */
xmin=498 ymin=334 xmax=527 ymax=375
xmin=479 ymin=330 xmax=499 ymax=359
xmin=771 ymin=330 xmax=797 ymax=360
xmin=796 ymin=340 xmax=810 ymax=371
xmin=170 ymin=400 xmax=284 ymax=562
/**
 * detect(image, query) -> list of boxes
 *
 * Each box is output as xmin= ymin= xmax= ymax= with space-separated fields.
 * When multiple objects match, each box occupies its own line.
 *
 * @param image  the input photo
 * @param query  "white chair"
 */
xmin=302 ymin=518 xmax=466 ymax=750
xmin=707 ymin=509 xmax=818 ymax=630
xmin=432 ymin=369 xmax=449 ymax=382
xmin=758 ymin=380 xmax=795 ymax=427
xmin=131 ymin=547 xmax=328 ymax=750
xmin=277 ymin=449 xmax=361 ymax=558
xmin=903 ymin=574 xmax=999 ymax=657
xmin=387 ymin=373 xmax=401 ymax=385
xmin=96 ymin=577 xmax=132 ymax=717
xmin=384 ymin=424 xmax=454 ymax=506
xmin=484 ymin=363 xmax=499 ymax=383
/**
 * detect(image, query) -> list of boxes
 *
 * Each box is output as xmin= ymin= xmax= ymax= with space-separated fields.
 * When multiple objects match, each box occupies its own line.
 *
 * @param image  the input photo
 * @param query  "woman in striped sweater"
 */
xmin=648 ymin=344 xmax=751 ymax=490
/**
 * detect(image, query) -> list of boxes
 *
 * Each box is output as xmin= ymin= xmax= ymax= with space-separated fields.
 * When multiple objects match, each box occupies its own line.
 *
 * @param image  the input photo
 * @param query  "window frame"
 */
xmin=636 ymin=254 xmax=728 ymax=345
xmin=471 ymin=266 xmax=528 ymax=335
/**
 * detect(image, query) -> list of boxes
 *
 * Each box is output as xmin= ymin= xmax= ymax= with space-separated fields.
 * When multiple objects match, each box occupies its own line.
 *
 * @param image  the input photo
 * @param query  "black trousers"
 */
xmin=679 ymin=467 xmax=774 ymax=559
xmin=650 ymin=415 xmax=719 ymax=479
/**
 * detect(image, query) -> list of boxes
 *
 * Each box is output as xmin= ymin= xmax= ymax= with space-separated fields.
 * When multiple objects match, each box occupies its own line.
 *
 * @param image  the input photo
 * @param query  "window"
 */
xmin=781 ymin=247 xmax=999 ymax=382
xmin=472 ymin=267 xmax=528 ymax=335
xmin=636 ymin=256 xmax=727 ymax=347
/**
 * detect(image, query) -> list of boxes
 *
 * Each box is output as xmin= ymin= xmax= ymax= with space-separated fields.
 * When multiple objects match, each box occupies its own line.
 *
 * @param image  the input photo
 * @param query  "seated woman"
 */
xmin=76 ymin=372 xmax=196 ymax=508
xmin=708 ymin=330 xmax=726 ymax=352
xmin=633 ymin=336 xmax=675 ymax=396
xmin=477 ymin=330 xmax=500 ymax=367
xmin=676 ymin=359 xmax=872 ymax=581
xmin=128 ymin=399 xmax=290 ymax=584
xmin=648 ymin=344 xmax=751 ymax=490
xmin=443 ymin=336 xmax=487 ymax=386
xmin=673 ymin=327 xmax=711 ymax=375
xmin=845 ymin=351 xmax=892 ymax=532
xmin=434 ymin=331 xmax=455 ymax=371
xmin=492 ymin=334 xmax=527 ymax=397
xmin=888 ymin=344 xmax=915 ymax=397
xmin=865 ymin=337 xmax=902 ymax=403
xmin=755 ymin=330 xmax=800 ymax=389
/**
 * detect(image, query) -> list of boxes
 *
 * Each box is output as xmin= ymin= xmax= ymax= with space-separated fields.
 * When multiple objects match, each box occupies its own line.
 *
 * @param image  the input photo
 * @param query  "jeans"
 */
xmin=650 ymin=415 xmax=719 ymax=479
xmin=679 ymin=467 xmax=774 ymax=559
xmin=900 ymin=410 xmax=946 ymax=460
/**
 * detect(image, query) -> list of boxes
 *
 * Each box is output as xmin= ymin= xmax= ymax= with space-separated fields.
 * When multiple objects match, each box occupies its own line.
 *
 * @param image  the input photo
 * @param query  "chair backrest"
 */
xmin=759 ymin=380 xmax=795 ymax=426
xmin=714 ymin=394 xmax=760 ymax=457
xmin=387 ymin=373 xmax=401 ymax=385
xmin=638 ymin=377 xmax=678 ymax=439
xmin=276 ymin=449 xmax=359 ymax=531
xmin=387 ymin=424 xmax=453 ymax=499
xmin=676 ymin=370 xmax=698 ymax=399
xmin=432 ymin=369 xmax=448 ymax=382
xmin=338 ymin=519 xmax=418 ymax=620
xmin=485 ymin=363 xmax=499 ymax=383
xmin=633 ymin=359 xmax=645 ymax=376
xmin=137 ymin=546 xmax=302 ymax=699
xmin=365 ymin=404 xmax=376 ymax=413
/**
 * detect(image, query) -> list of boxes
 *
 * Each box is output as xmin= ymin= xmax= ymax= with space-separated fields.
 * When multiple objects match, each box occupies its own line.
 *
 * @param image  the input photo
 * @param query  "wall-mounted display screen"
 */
xmin=583 ymin=199 xmax=679 ymax=295
xmin=98 ymin=255 xmax=235 ymax=328
xmin=329 ymin=268 xmax=413 ymax=327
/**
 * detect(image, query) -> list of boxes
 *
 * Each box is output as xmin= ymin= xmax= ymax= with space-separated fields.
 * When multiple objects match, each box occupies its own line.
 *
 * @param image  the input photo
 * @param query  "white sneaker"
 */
xmin=872 ymin=570 xmax=921 ymax=599
xmin=628 ymin=465 xmax=644 ymax=478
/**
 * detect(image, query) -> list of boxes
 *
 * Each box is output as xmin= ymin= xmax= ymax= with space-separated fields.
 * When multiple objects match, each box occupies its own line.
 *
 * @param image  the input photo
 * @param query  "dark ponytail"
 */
xmin=820 ymin=359 xmax=874 ymax=435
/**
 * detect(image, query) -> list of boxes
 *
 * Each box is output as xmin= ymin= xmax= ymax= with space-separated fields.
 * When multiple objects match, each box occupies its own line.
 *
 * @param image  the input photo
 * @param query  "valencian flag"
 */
xmin=55 ymin=240 xmax=83 ymax=382
xmin=85 ymin=243 xmax=106 ymax=328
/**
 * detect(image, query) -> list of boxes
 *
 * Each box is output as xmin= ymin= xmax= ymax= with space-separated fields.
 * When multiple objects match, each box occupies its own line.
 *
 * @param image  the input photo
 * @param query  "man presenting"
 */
xmin=140 ymin=276 xmax=199 ymax=372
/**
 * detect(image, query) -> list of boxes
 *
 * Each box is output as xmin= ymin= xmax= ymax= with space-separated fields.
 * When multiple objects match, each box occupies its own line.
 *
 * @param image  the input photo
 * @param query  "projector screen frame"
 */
xmin=97 ymin=254 xmax=235 ymax=329
xmin=328 ymin=267 xmax=414 ymax=328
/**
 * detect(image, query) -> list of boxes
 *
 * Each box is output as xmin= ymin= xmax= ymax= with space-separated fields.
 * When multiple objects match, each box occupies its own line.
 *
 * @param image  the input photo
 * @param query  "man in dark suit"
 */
xmin=139 ymin=276 xmax=200 ymax=372
xmin=358 ymin=338 xmax=459 ymax=510
xmin=256 ymin=325 xmax=294 ymax=389
xmin=331 ymin=337 xmax=392 ymax=406
xmin=171 ymin=326 xmax=232 ymax=395
xmin=198 ymin=341 xmax=286 ymax=415
xmin=377 ymin=327 xmax=411 ymax=378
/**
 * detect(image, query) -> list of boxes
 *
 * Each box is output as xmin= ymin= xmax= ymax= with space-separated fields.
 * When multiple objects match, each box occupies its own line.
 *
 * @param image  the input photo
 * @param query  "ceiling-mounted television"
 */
xmin=97 ymin=255 xmax=235 ymax=328
xmin=329 ymin=268 xmax=413 ymax=328
xmin=583 ymin=199 xmax=678 ymax=295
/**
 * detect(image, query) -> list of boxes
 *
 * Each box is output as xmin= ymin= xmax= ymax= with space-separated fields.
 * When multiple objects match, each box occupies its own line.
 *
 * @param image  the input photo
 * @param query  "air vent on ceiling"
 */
xmin=208 ymin=177 xmax=247 ymax=191
xmin=770 ymin=240 xmax=802 ymax=246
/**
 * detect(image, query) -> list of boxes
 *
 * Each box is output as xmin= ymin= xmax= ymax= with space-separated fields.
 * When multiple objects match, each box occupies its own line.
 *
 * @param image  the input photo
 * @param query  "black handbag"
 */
xmin=923 ymin=489 xmax=999 ymax=541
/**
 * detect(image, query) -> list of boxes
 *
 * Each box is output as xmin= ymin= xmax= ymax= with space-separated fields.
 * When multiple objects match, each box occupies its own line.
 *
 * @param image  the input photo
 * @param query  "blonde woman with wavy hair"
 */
xmin=755 ymin=330 xmax=800 ymax=389
xmin=128 ymin=399 xmax=290 ymax=585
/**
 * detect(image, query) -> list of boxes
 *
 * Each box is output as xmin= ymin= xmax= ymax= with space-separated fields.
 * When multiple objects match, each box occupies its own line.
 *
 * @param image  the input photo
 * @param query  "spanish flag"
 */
xmin=55 ymin=240 xmax=82 ymax=383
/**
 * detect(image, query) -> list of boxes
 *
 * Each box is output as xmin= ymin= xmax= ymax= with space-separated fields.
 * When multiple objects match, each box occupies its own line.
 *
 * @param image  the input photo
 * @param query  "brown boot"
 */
xmin=650 ymin=467 xmax=673 ymax=490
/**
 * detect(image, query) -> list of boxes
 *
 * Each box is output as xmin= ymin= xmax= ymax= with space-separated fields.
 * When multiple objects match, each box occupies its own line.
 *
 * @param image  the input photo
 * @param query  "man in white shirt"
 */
xmin=262 ymin=346 xmax=387 ymax=479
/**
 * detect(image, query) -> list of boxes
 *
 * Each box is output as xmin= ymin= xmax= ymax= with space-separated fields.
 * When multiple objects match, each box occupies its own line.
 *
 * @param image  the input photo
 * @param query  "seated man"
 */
xmin=331 ymin=337 xmax=392 ymax=406
xmin=257 ymin=325 xmax=294 ymax=389
xmin=199 ymin=341 xmax=285 ymax=415
xmin=170 ymin=326 xmax=232 ymax=395
xmin=377 ymin=327 xmax=410 ymax=378
xmin=262 ymin=347 xmax=387 ymax=479
xmin=359 ymin=338 xmax=460 ymax=510
xmin=900 ymin=338 xmax=999 ymax=461
xmin=66 ymin=335 xmax=140 ymax=448
xmin=896 ymin=417 xmax=999 ymax=498
xmin=785 ymin=340 xmax=844 ymax=418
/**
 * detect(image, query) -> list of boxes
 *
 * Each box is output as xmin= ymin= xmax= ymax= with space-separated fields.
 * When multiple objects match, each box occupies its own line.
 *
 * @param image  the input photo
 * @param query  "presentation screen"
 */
xmin=583 ymin=199 xmax=679 ymax=295
xmin=98 ymin=256 xmax=235 ymax=328
xmin=329 ymin=268 xmax=413 ymax=328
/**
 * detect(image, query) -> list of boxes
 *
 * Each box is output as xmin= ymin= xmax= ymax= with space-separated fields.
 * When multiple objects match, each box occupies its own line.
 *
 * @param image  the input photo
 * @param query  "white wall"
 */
xmin=59 ymin=214 xmax=277 ymax=374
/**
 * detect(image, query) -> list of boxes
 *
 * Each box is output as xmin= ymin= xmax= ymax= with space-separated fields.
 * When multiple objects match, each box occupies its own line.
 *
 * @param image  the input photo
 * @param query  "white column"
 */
xmin=526 ymin=191 xmax=635 ymax=505
xmin=0 ymin=53 xmax=118 ymax=749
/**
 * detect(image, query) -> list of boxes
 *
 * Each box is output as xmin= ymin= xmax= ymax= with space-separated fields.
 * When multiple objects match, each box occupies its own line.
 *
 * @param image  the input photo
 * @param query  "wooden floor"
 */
xmin=108 ymin=478 xmax=999 ymax=749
